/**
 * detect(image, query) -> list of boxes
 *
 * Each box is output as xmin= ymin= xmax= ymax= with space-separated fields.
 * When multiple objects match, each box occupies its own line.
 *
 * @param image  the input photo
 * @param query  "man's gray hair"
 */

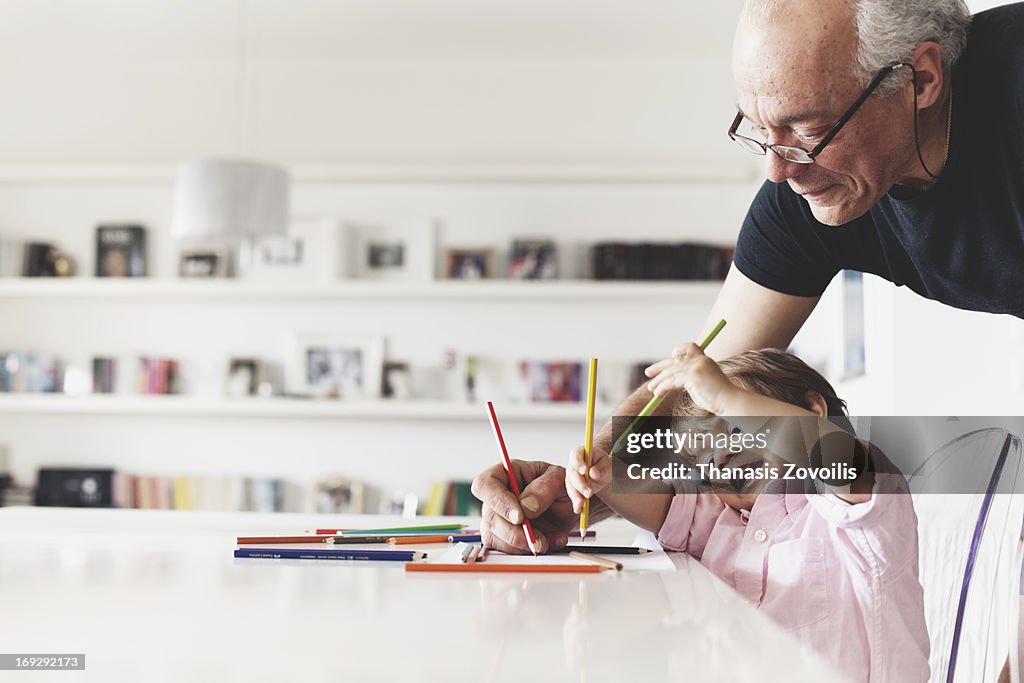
xmin=743 ymin=0 xmax=972 ymax=97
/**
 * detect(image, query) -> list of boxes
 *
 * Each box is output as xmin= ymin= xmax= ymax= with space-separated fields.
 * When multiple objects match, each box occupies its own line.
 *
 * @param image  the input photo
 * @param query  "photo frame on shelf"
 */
xmin=314 ymin=476 xmax=366 ymax=514
xmin=178 ymin=246 xmax=230 ymax=278
xmin=248 ymin=217 xmax=346 ymax=283
xmin=445 ymin=248 xmax=495 ymax=280
xmin=508 ymin=239 xmax=558 ymax=280
xmin=225 ymin=357 xmax=263 ymax=397
xmin=347 ymin=217 xmax=437 ymax=282
xmin=96 ymin=224 xmax=147 ymax=277
xmin=287 ymin=332 xmax=384 ymax=399
xmin=382 ymin=361 xmax=412 ymax=399
xmin=518 ymin=360 xmax=583 ymax=402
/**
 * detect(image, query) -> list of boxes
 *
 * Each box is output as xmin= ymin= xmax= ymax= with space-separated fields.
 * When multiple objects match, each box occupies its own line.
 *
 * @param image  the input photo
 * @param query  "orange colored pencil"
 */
xmin=405 ymin=563 xmax=603 ymax=574
xmin=387 ymin=534 xmax=455 ymax=545
xmin=236 ymin=535 xmax=332 ymax=544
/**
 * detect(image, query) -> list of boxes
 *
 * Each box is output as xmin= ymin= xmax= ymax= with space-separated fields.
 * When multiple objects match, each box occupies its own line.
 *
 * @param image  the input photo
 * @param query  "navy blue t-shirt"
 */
xmin=734 ymin=3 xmax=1024 ymax=317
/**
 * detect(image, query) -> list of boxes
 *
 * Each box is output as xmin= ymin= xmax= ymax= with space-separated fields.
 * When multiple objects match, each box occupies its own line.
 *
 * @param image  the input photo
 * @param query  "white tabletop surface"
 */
xmin=0 ymin=507 xmax=847 ymax=683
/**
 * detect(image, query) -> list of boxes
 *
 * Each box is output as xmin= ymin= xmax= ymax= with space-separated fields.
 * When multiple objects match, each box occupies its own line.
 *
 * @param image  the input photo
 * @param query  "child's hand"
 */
xmin=565 ymin=444 xmax=612 ymax=515
xmin=644 ymin=343 xmax=736 ymax=415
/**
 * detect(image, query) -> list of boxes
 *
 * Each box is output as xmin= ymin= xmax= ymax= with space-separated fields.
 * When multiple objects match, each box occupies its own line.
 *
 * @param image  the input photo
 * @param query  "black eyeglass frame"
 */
xmin=728 ymin=62 xmax=912 ymax=163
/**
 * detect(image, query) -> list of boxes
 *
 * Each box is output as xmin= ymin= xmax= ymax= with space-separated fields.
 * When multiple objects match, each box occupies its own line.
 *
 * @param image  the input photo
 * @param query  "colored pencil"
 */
xmin=580 ymin=357 xmax=598 ymax=540
xmin=405 ymin=563 xmax=602 ymax=574
xmin=236 ymin=535 xmax=333 ymax=544
xmin=569 ymin=551 xmax=622 ymax=572
xmin=610 ymin=318 xmax=727 ymax=456
xmin=324 ymin=536 xmax=394 ymax=545
xmin=478 ymin=546 xmax=490 ymax=562
xmin=331 ymin=524 xmax=465 ymax=535
xmin=455 ymin=542 xmax=475 ymax=563
xmin=466 ymin=545 xmax=481 ymax=563
xmin=553 ymin=545 xmax=649 ymax=555
xmin=234 ymin=548 xmax=424 ymax=562
xmin=486 ymin=401 xmax=540 ymax=556
xmin=386 ymin=534 xmax=456 ymax=545
xmin=448 ymin=533 xmax=483 ymax=543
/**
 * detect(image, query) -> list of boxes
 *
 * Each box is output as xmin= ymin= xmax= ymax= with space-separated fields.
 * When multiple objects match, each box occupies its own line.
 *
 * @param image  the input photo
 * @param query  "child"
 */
xmin=566 ymin=345 xmax=929 ymax=683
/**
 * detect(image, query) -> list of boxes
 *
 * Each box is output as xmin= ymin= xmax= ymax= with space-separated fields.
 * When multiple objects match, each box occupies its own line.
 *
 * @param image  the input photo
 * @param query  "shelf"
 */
xmin=0 ymin=163 xmax=759 ymax=185
xmin=0 ymin=278 xmax=723 ymax=302
xmin=0 ymin=394 xmax=616 ymax=422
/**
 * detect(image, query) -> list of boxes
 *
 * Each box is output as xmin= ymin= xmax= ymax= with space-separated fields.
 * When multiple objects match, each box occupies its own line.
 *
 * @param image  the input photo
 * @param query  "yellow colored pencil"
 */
xmin=580 ymin=358 xmax=598 ymax=539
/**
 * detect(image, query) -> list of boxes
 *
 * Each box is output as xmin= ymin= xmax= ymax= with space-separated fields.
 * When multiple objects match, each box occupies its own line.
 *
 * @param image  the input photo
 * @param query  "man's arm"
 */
xmin=700 ymin=264 xmax=821 ymax=360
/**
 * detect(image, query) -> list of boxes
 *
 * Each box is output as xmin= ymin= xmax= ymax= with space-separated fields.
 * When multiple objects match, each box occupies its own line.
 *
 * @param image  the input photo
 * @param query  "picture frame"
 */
xmin=96 ymin=224 xmax=147 ymax=277
xmin=508 ymin=239 xmax=558 ymax=280
xmin=519 ymin=360 xmax=583 ymax=403
xmin=226 ymin=357 xmax=263 ymax=397
xmin=445 ymin=248 xmax=495 ymax=280
xmin=248 ymin=217 xmax=346 ymax=283
xmin=347 ymin=217 xmax=437 ymax=282
xmin=313 ymin=476 xmax=366 ymax=514
xmin=382 ymin=361 xmax=412 ymax=399
xmin=178 ymin=246 xmax=230 ymax=278
xmin=287 ymin=333 xmax=384 ymax=399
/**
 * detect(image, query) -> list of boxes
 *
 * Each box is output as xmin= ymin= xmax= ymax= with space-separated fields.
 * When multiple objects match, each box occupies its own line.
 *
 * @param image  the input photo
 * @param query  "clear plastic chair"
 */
xmin=901 ymin=427 xmax=1024 ymax=683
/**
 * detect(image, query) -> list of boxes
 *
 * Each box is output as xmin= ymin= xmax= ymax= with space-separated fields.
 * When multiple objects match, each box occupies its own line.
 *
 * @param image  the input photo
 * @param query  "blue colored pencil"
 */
xmin=234 ymin=548 xmax=424 ymax=562
xmin=448 ymin=534 xmax=483 ymax=543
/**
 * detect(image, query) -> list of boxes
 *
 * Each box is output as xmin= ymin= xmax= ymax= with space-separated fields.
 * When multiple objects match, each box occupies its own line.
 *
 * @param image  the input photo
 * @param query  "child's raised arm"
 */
xmin=645 ymin=344 xmax=872 ymax=504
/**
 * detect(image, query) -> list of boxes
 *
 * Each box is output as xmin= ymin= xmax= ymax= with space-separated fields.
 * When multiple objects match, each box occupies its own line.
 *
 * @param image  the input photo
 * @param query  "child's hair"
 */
xmin=673 ymin=348 xmax=848 ymax=417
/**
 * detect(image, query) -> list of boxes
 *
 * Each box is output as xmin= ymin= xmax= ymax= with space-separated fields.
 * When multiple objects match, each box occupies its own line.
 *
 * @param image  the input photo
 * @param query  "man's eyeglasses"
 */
xmin=728 ymin=62 xmax=910 ymax=164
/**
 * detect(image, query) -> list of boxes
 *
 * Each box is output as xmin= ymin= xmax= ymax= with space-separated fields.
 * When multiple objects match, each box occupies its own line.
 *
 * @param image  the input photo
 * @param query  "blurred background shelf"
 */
xmin=0 ymin=393 xmax=615 ymax=421
xmin=0 ymin=278 xmax=723 ymax=302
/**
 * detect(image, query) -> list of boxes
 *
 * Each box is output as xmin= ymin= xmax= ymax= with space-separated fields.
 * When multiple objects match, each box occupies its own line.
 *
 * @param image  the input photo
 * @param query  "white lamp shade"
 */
xmin=173 ymin=159 xmax=290 ymax=242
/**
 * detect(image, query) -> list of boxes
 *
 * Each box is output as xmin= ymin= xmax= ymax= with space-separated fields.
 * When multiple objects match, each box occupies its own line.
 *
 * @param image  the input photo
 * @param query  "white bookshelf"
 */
xmin=0 ymin=393 xmax=615 ymax=422
xmin=0 ymin=278 xmax=723 ymax=302
xmin=0 ymin=163 xmax=756 ymax=185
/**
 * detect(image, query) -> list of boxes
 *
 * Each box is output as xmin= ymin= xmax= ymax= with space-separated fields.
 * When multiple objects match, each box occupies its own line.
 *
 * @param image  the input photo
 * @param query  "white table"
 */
xmin=0 ymin=507 xmax=846 ymax=683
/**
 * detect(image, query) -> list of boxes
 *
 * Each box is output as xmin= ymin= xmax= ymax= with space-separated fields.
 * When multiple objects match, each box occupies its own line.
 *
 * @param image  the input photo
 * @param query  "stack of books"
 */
xmin=422 ymin=480 xmax=479 ymax=516
xmin=590 ymin=242 xmax=735 ymax=280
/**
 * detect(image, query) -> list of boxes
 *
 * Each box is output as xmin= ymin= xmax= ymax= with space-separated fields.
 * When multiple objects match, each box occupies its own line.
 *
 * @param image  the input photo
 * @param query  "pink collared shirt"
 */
xmin=658 ymin=481 xmax=930 ymax=683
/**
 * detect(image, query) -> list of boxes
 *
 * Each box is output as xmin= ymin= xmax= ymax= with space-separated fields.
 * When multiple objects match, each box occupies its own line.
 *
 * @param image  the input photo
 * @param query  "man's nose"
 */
xmin=765 ymin=149 xmax=808 ymax=184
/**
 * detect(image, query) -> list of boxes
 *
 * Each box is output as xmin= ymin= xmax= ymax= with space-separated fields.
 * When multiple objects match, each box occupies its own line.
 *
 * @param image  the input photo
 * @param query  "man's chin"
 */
xmin=806 ymin=197 xmax=864 ymax=226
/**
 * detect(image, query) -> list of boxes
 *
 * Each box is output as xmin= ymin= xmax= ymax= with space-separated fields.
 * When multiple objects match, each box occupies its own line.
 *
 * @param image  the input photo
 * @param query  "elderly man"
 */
xmin=473 ymin=0 xmax=1024 ymax=554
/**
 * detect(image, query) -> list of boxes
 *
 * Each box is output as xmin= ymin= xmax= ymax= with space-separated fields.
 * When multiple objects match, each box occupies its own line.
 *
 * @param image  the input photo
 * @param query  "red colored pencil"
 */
xmin=406 ymin=563 xmax=602 ymax=574
xmin=486 ymin=401 xmax=539 ymax=556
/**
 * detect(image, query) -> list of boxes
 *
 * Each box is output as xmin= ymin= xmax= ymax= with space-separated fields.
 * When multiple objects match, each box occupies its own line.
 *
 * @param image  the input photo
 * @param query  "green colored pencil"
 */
xmin=338 ymin=523 xmax=465 ymax=536
xmin=610 ymin=318 xmax=727 ymax=456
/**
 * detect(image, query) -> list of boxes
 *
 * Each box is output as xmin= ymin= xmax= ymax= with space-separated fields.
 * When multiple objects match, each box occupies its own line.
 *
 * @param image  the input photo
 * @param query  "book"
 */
xmin=96 ymin=224 xmax=147 ymax=277
xmin=589 ymin=241 xmax=735 ymax=281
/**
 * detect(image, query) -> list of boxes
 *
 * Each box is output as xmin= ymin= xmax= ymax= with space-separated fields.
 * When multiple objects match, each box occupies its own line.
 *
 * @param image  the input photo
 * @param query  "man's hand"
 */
xmin=471 ymin=459 xmax=577 ymax=554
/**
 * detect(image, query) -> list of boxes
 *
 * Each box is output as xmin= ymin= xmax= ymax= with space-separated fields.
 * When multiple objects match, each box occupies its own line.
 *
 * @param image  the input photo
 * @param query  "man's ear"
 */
xmin=804 ymin=391 xmax=828 ymax=417
xmin=910 ymin=41 xmax=946 ymax=110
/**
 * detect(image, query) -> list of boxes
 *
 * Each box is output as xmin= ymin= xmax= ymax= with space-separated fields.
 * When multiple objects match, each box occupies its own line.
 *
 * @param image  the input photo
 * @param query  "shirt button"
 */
xmin=753 ymin=529 xmax=768 ymax=543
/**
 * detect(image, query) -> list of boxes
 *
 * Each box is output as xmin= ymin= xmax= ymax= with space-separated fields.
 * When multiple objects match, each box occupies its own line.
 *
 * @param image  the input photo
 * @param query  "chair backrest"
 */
xmin=905 ymin=428 xmax=1024 ymax=683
